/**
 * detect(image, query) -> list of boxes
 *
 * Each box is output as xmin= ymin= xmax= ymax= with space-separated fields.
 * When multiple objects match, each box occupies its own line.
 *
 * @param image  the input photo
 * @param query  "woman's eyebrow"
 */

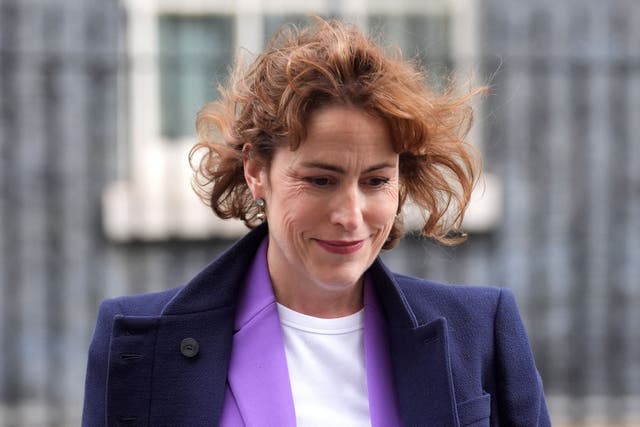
xmin=300 ymin=161 xmax=396 ymax=174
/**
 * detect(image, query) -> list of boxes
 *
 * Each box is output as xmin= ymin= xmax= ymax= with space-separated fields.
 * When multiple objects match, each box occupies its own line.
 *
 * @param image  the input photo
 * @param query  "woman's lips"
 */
xmin=315 ymin=239 xmax=365 ymax=254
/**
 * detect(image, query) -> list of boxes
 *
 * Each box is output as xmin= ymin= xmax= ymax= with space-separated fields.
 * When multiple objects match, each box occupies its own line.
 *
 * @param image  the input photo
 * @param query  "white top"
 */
xmin=277 ymin=303 xmax=371 ymax=427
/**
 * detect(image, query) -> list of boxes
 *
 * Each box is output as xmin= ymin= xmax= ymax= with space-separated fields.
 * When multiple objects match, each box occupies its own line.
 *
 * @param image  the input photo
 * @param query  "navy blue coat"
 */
xmin=82 ymin=224 xmax=550 ymax=426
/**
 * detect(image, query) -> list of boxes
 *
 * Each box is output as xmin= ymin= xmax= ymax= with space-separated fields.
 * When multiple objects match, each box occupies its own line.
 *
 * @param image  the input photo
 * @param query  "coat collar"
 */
xmin=367 ymin=260 xmax=460 ymax=426
xmin=160 ymin=224 xmax=271 ymax=316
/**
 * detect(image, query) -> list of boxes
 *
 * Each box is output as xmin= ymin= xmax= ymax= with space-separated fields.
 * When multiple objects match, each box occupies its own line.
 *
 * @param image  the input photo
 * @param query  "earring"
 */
xmin=256 ymin=198 xmax=266 ymax=221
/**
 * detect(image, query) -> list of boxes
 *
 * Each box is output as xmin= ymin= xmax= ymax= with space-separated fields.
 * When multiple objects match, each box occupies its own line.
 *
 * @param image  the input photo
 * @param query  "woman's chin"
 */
xmin=308 ymin=269 xmax=365 ymax=293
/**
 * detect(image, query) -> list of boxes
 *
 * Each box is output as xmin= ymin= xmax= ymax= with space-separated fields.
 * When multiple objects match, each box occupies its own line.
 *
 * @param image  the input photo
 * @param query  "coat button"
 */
xmin=180 ymin=337 xmax=200 ymax=358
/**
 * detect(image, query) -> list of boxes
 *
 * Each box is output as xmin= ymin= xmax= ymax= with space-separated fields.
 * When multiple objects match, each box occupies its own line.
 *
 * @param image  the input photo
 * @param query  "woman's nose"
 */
xmin=329 ymin=185 xmax=364 ymax=231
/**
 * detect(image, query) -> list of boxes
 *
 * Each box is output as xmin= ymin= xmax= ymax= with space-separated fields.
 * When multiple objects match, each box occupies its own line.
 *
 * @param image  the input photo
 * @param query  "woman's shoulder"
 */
xmin=98 ymin=285 xmax=185 ymax=318
xmin=392 ymin=272 xmax=506 ymax=305
xmin=390 ymin=272 xmax=517 ymax=327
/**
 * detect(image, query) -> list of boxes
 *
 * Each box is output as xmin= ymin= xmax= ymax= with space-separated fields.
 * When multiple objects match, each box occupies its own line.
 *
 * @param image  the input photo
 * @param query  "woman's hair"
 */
xmin=191 ymin=17 xmax=482 ymax=248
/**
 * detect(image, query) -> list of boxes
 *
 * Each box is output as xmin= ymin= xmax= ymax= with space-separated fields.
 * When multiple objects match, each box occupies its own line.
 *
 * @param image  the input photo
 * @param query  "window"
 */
xmin=159 ymin=15 xmax=235 ymax=139
xmin=368 ymin=14 xmax=451 ymax=88
xmin=103 ymin=0 xmax=498 ymax=241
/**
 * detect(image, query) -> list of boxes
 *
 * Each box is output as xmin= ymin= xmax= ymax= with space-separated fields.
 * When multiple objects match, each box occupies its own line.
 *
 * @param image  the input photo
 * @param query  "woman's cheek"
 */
xmin=377 ymin=187 xmax=400 ymax=223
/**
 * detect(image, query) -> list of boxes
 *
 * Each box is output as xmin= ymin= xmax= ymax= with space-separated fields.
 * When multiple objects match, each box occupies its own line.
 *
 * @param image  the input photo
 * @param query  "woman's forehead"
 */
xmin=301 ymin=106 xmax=394 ymax=150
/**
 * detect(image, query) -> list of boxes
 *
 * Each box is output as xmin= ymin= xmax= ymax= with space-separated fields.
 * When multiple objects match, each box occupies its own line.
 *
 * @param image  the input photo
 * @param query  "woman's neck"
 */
xmin=270 ymin=276 xmax=364 ymax=318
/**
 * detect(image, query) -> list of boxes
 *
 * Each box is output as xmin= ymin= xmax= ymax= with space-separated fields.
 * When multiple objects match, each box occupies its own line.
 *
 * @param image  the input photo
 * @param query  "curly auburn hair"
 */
xmin=191 ymin=17 xmax=482 ymax=249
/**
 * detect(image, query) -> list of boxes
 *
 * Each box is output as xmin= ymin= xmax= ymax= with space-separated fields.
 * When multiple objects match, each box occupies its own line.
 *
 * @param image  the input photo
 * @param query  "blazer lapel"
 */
xmin=363 ymin=276 xmax=403 ymax=426
xmin=225 ymin=239 xmax=296 ymax=426
xmin=227 ymin=303 xmax=296 ymax=426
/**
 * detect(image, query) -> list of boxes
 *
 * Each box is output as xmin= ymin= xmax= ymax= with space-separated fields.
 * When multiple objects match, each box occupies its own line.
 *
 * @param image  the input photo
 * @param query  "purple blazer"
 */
xmin=219 ymin=239 xmax=401 ymax=426
xmin=82 ymin=224 xmax=551 ymax=426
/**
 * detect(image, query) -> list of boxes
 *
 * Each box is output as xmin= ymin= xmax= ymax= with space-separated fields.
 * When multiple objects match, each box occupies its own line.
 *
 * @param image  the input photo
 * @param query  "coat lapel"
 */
xmin=389 ymin=318 xmax=460 ymax=427
xmin=369 ymin=260 xmax=460 ymax=427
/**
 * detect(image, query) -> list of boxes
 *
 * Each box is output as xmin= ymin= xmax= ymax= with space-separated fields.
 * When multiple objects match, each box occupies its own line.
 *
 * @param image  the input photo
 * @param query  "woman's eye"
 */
xmin=305 ymin=177 xmax=332 ymax=187
xmin=366 ymin=177 xmax=390 ymax=187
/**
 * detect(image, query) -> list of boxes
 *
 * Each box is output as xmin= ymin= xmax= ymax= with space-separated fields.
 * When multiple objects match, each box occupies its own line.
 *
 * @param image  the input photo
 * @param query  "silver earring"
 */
xmin=256 ymin=198 xmax=266 ymax=221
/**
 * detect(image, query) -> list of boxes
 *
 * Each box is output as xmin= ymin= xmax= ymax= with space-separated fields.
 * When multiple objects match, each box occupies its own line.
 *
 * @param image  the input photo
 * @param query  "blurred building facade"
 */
xmin=1 ymin=0 xmax=639 ymax=425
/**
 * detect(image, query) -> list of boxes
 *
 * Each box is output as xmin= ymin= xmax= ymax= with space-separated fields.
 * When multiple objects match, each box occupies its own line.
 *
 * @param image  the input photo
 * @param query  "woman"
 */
xmin=83 ymin=18 xmax=550 ymax=426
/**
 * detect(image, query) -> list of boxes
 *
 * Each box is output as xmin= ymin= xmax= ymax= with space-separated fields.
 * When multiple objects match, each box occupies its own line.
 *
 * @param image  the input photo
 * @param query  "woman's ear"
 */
xmin=242 ymin=144 xmax=267 ymax=199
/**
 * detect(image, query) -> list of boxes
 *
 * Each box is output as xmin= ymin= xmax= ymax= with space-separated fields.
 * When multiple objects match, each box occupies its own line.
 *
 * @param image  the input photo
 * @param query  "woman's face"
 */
xmin=245 ymin=105 xmax=399 ymax=316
